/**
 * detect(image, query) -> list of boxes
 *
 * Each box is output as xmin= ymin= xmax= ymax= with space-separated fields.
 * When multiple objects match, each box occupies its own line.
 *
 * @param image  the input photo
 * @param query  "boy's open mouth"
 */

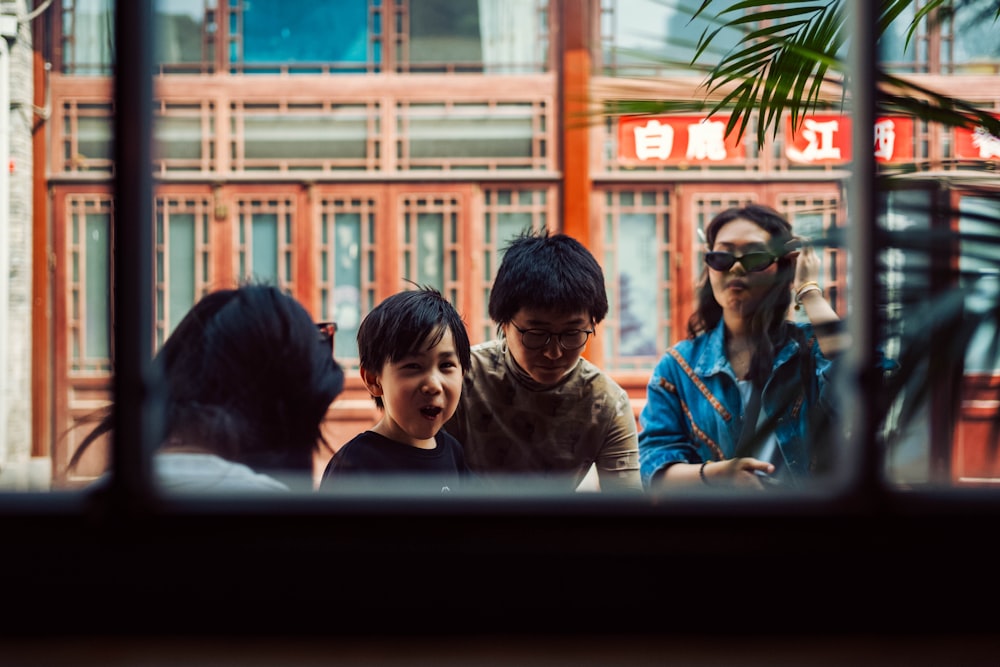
xmin=420 ymin=406 xmax=442 ymax=418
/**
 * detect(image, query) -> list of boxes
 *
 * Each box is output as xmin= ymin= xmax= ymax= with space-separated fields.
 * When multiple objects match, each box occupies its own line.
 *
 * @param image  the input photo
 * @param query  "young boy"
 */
xmin=444 ymin=229 xmax=642 ymax=493
xmin=320 ymin=286 xmax=472 ymax=494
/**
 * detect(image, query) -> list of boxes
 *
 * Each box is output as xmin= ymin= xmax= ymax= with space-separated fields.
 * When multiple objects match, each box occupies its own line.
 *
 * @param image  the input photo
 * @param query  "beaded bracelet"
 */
xmin=699 ymin=460 xmax=711 ymax=486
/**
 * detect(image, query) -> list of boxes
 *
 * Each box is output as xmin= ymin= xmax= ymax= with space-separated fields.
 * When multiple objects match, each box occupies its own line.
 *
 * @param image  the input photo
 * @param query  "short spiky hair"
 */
xmin=358 ymin=285 xmax=472 ymax=408
xmin=488 ymin=228 xmax=609 ymax=326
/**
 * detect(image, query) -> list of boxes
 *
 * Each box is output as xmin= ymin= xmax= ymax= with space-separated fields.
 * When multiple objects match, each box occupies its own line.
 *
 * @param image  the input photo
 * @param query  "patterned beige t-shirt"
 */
xmin=444 ymin=339 xmax=641 ymax=493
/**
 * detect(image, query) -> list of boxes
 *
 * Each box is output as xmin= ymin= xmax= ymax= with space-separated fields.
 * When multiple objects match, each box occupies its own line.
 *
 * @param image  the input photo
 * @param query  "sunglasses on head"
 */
xmin=704 ymin=250 xmax=778 ymax=273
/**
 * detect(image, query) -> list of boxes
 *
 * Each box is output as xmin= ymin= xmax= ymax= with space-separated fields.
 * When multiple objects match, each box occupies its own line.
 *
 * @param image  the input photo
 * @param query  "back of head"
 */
xmin=358 ymin=286 xmax=471 ymax=408
xmin=157 ymin=284 xmax=344 ymax=477
xmin=488 ymin=228 xmax=609 ymax=326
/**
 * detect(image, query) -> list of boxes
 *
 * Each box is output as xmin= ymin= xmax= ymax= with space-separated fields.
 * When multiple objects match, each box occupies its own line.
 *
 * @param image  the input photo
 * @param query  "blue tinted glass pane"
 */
xmin=952 ymin=0 xmax=1000 ymax=64
xmin=877 ymin=1 xmax=915 ymax=65
xmin=333 ymin=214 xmax=362 ymax=360
xmin=251 ymin=214 xmax=278 ymax=283
xmin=497 ymin=211 xmax=530 ymax=247
xmin=618 ymin=213 xmax=658 ymax=356
xmin=416 ymin=213 xmax=443 ymax=290
xmin=611 ymin=0 xmax=741 ymax=73
xmin=66 ymin=0 xmax=114 ymax=74
xmin=168 ymin=214 xmax=196 ymax=334
xmin=961 ymin=196 xmax=1000 ymax=372
xmin=410 ymin=0 xmax=481 ymax=63
xmin=84 ymin=213 xmax=110 ymax=359
xmin=155 ymin=0 xmax=206 ymax=65
xmin=242 ymin=0 xmax=368 ymax=63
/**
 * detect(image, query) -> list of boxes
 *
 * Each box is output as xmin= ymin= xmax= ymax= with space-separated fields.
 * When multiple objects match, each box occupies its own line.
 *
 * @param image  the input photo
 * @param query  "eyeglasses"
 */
xmin=317 ymin=321 xmax=338 ymax=355
xmin=704 ymin=250 xmax=777 ymax=273
xmin=510 ymin=322 xmax=594 ymax=351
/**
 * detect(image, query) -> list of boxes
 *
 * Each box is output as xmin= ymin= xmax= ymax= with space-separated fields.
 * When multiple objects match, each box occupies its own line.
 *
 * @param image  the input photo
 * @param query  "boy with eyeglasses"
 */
xmin=443 ymin=229 xmax=642 ymax=493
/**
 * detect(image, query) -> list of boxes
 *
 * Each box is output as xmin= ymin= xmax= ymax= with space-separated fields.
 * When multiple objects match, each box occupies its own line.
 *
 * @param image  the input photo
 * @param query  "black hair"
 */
xmin=488 ymin=228 xmax=609 ymax=328
xmin=688 ymin=204 xmax=797 ymax=386
xmin=357 ymin=285 xmax=472 ymax=409
xmin=70 ymin=284 xmax=344 ymax=486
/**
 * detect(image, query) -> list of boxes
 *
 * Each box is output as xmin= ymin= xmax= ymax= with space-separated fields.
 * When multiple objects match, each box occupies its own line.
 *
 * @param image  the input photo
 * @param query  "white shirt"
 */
xmin=154 ymin=453 xmax=290 ymax=493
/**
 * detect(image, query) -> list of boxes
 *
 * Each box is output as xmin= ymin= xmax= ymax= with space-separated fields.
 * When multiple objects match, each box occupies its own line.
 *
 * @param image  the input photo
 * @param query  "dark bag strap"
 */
xmin=733 ymin=383 xmax=763 ymax=459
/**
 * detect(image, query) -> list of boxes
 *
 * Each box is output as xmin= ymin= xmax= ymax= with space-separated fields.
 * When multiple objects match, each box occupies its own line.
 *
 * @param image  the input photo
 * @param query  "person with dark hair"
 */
xmin=320 ymin=286 xmax=472 ymax=494
xmin=638 ymin=204 xmax=844 ymax=491
xmin=444 ymin=229 xmax=642 ymax=493
xmin=70 ymin=283 xmax=345 ymax=492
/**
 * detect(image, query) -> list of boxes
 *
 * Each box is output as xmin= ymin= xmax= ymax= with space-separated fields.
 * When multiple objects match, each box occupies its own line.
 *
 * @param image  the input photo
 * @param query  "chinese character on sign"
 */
xmin=686 ymin=119 xmax=729 ymax=161
xmin=873 ymin=118 xmax=896 ymax=161
xmin=633 ymin=120 xmax=674 ymax=161
xmin=785 ymin=115 xmax=913 ymax=164
xmin=618 ymin=115 xmax=745 ymax=165
xmin=625 ymin=114 xmax=917 ymax=166
xmin=875 ymin=116 xmax=913 ymax=163
xmin=953 ymin=116 xmax=1000 ymax=161
xmin=971 ymin=126 xmax=1000 ymax=159
xmin=786 ymin=118 xmax=844 ymax=163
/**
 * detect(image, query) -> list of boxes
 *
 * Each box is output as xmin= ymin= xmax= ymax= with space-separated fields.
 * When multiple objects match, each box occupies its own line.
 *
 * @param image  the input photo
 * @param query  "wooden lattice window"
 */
xmin=396 ymin=101 xmax=550 ymax=171
xmin=476 ymin=187 xmax=553 ymax=342
xmin=67 ymin=195 xmax=113 ymax=374
xmin=234 ymin=198 xmax=295 ymax=290
xmin=600 ymin=188 xmax=673 ymax=370
xmin=941 ymin=0 xmax=1000 ymax=75
xmin=398 ymin=193 xmax=463 ymax=303
xmin=230 ymin=100 xmax=380 ymax=172
xmin=153 ymin=101 xmax=216 ymax=174
xmin=316 ymin=195 xmax=380 ymax=367
xmin=60 ymin=0 xmax=114 ymax=75
xmin=154 ymin=196 xmax=214 ymax=348
xmin=61 ymin=101 xmax=114 ymax=173
xmin=597 ymin=0 xmax=745 ymax=77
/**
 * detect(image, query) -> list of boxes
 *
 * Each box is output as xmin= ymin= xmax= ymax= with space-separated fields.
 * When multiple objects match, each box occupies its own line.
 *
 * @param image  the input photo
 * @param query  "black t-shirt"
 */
xmin=320 ymin=430 xmax=469 ymax=494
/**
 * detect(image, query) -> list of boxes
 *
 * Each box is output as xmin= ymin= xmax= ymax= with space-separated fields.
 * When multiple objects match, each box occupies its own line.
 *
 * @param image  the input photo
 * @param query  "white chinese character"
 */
xmin=972 ymin=126 xmax=1000 ymax=159
xmin=874 ymin=119 xmax=896 ymax=160
xmin=634 ymin=120 xmax=674 ymax=160
xmin=786 ymin=118 xmax=842 ymax=163
xmin=686 ymin=120 xmax=729 ymax=161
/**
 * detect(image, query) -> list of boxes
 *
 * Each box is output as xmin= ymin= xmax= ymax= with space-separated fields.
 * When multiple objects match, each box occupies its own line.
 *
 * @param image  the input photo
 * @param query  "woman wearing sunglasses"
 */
xmin=638 ymin=204 xmax=845 ymax=491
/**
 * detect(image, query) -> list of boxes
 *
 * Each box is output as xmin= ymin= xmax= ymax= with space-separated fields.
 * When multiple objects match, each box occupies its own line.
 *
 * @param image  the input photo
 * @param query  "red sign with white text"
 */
xmin=784 ymin=115 xmax=915 ymax=165
xmin=954 ymin=115 xmax=1000 ymax=161
xmin=619 ymin=114 xmax=918 ymax=166
xmin=618 ymin=115 xmax=746 ymax=165
xmin=873 ymin=116 xmax=914 ymax=163
xmin=785 ymin=114 xmax=852 ymax=164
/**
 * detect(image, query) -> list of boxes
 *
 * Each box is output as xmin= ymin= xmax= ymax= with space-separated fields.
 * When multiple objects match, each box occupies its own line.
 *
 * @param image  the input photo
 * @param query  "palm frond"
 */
xmin=684 ymin=0 xmax=1000 ymax=143
xmin=688 ymin=1 xmax=849 ymax=143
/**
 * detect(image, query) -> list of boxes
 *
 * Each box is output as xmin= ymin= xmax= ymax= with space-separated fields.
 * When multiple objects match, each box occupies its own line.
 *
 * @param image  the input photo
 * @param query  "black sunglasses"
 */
xmin=704 ymin=250 xmax=777 ymax=273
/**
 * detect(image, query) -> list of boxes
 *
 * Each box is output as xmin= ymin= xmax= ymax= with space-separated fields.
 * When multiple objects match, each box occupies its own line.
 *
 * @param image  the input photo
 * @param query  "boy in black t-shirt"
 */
xmin=320 ymin=285 xmax=472 ymax=494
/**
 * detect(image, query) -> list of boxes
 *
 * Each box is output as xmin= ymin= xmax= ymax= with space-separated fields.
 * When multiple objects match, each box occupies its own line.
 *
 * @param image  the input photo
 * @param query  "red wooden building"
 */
xmin=26 ymin=0 xmax=1000 ymax=487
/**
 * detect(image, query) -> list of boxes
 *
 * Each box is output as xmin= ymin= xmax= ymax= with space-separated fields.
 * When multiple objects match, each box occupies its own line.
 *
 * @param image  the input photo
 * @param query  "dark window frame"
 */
xmin=5 ymin=0 xmax=1000 ymax=647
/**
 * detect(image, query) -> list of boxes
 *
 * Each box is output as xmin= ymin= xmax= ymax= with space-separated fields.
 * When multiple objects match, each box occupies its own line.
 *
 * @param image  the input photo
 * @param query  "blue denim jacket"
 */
xmin=637 ymin=319 xmax=834 ymax=489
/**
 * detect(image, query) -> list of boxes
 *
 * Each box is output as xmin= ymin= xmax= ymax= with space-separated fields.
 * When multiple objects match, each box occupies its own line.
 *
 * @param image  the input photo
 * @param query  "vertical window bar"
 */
xmin=846 ymin=0 xmax=879 ymax=492
xmin=112 ymin=0 xmax=158 ymax=506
